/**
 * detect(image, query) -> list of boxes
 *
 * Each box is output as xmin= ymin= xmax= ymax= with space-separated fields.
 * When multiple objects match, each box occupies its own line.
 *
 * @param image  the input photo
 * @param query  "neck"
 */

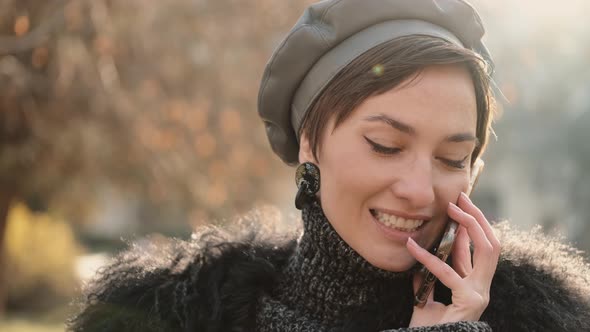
xmin=270 ymin=200 xmax=415 ymax=328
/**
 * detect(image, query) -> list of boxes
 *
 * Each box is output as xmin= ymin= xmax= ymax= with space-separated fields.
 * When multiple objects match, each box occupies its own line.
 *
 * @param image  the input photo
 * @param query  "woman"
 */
xmin=68 ymin=0 xmax=590 ymax=331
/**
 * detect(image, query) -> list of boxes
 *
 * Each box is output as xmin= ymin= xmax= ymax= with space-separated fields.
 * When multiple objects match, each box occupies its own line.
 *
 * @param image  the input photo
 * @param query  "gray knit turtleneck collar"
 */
xmin=256 ymin=200 xmax=416 ymax=331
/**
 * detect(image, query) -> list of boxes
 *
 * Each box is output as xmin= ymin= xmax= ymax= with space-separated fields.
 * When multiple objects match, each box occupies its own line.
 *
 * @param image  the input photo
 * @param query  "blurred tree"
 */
xmin=0 ymin=0 xmax=314 ymax=314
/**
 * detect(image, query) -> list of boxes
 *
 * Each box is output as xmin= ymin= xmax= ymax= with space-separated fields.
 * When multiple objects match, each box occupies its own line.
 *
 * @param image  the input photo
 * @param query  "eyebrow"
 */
xmin=364 ymin=114 xmax=415 ymax=134
xmin=446 ymin=132 xmax=480 ymax=146
xmin=363 ymin=114 xmax=480 ymax=146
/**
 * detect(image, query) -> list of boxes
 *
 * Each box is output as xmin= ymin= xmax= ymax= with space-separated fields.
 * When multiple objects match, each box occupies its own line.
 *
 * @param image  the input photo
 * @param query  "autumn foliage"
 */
xmin=0 ymin=0 xmax=316 ymax=221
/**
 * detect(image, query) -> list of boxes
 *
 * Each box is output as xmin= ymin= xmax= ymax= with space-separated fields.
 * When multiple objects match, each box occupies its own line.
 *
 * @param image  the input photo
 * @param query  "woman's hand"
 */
xmin=405 ymin=192 xmax=501 ymax=328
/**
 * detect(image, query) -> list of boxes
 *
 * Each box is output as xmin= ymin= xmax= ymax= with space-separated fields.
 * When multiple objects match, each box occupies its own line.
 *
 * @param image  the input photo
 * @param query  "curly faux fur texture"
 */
xmin=67 ymin=215 xmax=590 ymax=332
xmin=68 ymin=209 xmax=298 ymax=332
xmin=482 ymin=222 xmax=590 ymax=331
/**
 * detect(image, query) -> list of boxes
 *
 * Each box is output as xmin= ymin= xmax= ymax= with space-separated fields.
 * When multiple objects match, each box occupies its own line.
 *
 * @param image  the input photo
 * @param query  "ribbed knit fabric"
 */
xmin=255 ymin=200 xmax=491 ymax=332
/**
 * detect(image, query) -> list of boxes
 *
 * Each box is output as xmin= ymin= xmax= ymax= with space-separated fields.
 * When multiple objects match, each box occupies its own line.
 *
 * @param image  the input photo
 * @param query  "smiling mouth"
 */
xmin=370 ymin=209 xmax=427 ymax=232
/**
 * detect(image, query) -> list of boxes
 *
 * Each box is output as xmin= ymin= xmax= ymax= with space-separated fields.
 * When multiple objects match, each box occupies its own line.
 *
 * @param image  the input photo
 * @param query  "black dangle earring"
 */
xmin=294 ymin=162 xmax=320 ymax=210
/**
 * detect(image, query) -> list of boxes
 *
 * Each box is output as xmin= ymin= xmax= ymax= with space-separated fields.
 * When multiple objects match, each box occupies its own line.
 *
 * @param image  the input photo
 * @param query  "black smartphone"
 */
xmin=414 ymin=158 xmax=485 ymax=307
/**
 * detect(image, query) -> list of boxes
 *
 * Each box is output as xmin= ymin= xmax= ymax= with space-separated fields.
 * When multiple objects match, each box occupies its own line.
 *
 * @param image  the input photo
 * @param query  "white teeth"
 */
xmin=373 ymin=210 xmax=424 ymax=231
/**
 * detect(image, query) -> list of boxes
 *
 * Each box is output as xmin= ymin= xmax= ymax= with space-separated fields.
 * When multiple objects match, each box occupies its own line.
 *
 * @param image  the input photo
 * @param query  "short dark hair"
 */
xmin=298 ymin=35 xmax=496 ymax=166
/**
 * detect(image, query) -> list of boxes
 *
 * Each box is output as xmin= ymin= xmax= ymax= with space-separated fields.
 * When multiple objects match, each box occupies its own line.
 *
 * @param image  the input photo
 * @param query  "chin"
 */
xmin=365 ymin=251 xmax=418 ymax=272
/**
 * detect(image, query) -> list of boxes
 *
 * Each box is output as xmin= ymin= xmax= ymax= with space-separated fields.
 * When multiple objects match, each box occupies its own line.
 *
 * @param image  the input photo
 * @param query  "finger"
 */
xmin=407 ymin=238 xmax=463 ymax=290
xmin=457 ymin=194 xmax=500 ymax=279
xmin=452 ymin=225 xmax=472 ymax=277
xmin=447 ymin=202 xmax=495 ymax=274
xmin=459 ymin=193 xmax=501 ymax=255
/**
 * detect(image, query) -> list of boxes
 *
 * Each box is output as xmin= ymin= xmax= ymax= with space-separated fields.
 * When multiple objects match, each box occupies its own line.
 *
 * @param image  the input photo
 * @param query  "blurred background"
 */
xmin=0 ymin=0 xmax=589 ymax=330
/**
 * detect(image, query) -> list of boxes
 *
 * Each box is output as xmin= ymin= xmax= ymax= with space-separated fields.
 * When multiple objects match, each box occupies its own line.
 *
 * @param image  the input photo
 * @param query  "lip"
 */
xmin=370 ymin=209 xmax=425 ymax=243
xmin=371 ymin=208 xmax=432 ymax=221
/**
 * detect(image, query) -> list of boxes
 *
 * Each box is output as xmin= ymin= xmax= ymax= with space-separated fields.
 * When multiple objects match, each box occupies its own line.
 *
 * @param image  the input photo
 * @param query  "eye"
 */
xmin=439 ymin=156 xmax=469 ymax=169
xmin=363 ymin=136 xmax=401 ymax=155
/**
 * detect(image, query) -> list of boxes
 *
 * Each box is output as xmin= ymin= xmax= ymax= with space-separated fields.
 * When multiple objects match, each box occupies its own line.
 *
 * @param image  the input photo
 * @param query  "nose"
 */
xmin=390 ymin=157 xmax=435 ymax=209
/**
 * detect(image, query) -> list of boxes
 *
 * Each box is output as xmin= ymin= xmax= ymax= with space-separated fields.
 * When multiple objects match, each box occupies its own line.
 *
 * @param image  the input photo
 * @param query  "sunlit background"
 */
xmin=0 ymin=0 xmax=589 ymax=330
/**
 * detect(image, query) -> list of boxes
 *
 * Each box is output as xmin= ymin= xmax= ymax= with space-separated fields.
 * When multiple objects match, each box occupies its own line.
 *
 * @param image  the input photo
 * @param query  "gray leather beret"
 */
xmin=258 ymin=0 xmax=491 ymax=165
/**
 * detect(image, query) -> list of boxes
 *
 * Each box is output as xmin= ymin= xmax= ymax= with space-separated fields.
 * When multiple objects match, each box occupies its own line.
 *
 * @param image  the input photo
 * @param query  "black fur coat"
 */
xmin=67 ymin=213 xmax=590 ymax=332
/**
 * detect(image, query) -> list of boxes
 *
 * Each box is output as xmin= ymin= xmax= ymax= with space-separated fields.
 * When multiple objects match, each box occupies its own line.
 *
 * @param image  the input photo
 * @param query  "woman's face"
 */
xmin=299 ymin=64 xmax=478 ymax=271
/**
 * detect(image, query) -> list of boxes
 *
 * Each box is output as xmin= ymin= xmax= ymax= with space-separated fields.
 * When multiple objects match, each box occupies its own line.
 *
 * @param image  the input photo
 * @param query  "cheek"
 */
xmin=319 ymin=137 xmax=387 ymax=201
xmin=424 ymin=171 xmax=468 ymax=255
xmin=320 ymin=153 xmax=373 ymax=203
xmin=421 ymin=172 xmax=470 ymax=245
xmin=432 ymin=158 xmax=471 ymax=192
xmin=437 ymin=172 xmax=470 ymax=202
xmin=316 ymin=137 xmax=386 ymax=233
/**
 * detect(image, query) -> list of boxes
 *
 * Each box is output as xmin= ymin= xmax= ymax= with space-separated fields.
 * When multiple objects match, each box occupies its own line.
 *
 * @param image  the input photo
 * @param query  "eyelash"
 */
xmin=443 ymin=157 xmax=468 ymax=169
xmin=363 ymin=136 xmax=468 ymax=169
xmin=364 ymin=136 xmax=401 ymax=154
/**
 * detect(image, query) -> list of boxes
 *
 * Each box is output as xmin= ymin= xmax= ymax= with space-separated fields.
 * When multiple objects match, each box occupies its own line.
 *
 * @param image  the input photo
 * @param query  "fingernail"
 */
xmin=460 ymin=192 xmax=471 ymax=202
xmin=448 ymin=201 xmax=461 ymax=212
xmin=407 ymin=237 xmax=418 ymax=247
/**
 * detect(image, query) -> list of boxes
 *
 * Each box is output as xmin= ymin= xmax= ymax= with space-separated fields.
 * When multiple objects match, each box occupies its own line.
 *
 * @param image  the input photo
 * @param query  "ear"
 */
xmin=298 ymin=132 xmax=317 ymax=164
